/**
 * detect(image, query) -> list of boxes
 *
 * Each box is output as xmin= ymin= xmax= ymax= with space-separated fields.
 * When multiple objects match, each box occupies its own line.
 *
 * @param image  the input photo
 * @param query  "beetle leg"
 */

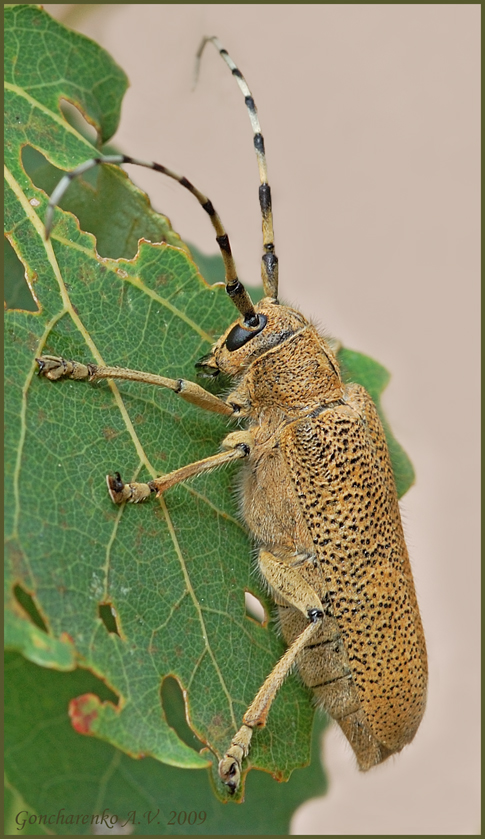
xmin=219 ymin=618 xmax=321 ymax=792
xmin=107 ymin=431 xmax=251 ymax=504
xmin=219 ymin=548 xmax=325 ymax=792
xmin=107 ymin=433 xmax=251 ymax=504
xmin=258 ymin=550 xmax=325 ymax=618
xmin=36 ymin=355 xmax=234 ymax=416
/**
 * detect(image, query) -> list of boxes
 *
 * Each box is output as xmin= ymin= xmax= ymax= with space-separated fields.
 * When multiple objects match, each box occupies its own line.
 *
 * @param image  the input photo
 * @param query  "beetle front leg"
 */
xmin=107 ymin=431 xmax=252 ymax=504
xmin=36 ymin=355 xmax=234 ymax=416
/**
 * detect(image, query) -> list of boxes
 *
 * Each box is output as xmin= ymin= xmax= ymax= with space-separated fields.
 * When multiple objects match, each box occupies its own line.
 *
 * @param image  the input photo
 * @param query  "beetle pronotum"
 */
xmin=37 ymin=36 xmax=427 ymax=793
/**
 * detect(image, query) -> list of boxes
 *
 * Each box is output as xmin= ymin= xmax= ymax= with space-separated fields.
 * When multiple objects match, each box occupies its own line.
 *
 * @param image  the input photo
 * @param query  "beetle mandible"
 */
xmin=36 ymin=36 xmax=428 ymax=793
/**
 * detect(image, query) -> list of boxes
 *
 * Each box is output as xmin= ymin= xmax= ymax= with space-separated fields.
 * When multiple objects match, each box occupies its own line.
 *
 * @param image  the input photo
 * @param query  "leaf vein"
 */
xmin=159 ymin=497 xmax=238 ymax=731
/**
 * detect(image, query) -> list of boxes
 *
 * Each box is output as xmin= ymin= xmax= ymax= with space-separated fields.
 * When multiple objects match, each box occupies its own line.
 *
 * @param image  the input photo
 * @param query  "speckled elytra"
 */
xmin=36 ymin=36 xmax=427 ymax=793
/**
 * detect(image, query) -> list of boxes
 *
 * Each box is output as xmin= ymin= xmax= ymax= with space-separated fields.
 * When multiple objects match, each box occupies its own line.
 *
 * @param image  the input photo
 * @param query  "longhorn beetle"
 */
xmin=36 ymin=36 xmax=428 ymax=793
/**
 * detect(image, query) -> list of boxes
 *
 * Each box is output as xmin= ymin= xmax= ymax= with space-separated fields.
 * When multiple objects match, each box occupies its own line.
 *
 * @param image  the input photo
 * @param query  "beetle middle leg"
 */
xmin=107 ymin=431 xmax=252 ymax=504
xmin=219 ymin=549 xmax=326 ymax=791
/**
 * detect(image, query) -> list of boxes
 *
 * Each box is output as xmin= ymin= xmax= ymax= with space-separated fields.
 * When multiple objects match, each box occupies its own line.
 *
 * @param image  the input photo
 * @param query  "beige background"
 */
xmin=44 ymin=5 xmax=480 ymax=835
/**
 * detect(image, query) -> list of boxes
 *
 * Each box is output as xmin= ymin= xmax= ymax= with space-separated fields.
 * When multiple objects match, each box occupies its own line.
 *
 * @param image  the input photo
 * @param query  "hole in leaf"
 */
xmin=245 ymin=591 xmax=267 ymax=625
xmin=76 ymin=669 xmax=120 ymax=707
xmin=21 ymin=145 xmax=159 ymax=262
xmin=4 ymin=238 xmax=38 ymax=311
xmin=22 ymin=145 xmax=120 ymax=258
xmin=60 ymin=99 xmax=98 ymax=146
xmin=98 ymin=603 xmax=120 ymax=635
xmin=13 ymin=584 xmax=48 ymax=632
xmin=22 ymin=145 xmax=100 ymax=197
xmin=160 ymin=676 xmax=205 ymax=753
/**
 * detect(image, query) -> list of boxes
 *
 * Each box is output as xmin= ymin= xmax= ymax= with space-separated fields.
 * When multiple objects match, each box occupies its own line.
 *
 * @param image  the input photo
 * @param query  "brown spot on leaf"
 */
xmin=60 ymin=632 xmax=75 ymax=645
xmin=27 ymin=332 xmax=40 ymax=352
xmin=69 ymin=693 xmax=100 ymax=735
xmin=6 ymin=543 xmax=24 ymax=578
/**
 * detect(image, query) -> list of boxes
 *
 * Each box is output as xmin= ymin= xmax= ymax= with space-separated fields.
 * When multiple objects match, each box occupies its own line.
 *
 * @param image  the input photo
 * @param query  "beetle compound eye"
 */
xmin=225 ymin=314 xmax=267 ymax=352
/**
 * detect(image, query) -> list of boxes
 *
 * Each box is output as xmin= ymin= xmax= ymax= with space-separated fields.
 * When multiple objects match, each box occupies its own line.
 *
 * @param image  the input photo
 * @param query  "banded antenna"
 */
xmin=44 ymin=38 xmax=278 ymax=326
xmin=45 ymin=154 xmax=259 ymax=326
xmin=196 ymin=36 xmax=279 ymax=301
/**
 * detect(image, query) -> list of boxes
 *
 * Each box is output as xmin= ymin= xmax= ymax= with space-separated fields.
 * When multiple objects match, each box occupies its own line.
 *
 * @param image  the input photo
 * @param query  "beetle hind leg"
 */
xmin=219 ymin=618 xmax=322 ymax=792
xmin=219 ymin=549 xmax=326 ymax=792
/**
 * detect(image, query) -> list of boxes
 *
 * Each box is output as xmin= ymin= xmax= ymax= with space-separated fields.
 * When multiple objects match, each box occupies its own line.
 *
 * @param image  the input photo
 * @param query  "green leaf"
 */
xmin=4 ymin=4 xmax=414 ymax=814
xmin=4 ymin=5 xmax=318 ymax=801
xmin=5 ymin=4 xmax=127 ymax=146
xmin=5 ymin=651 xmax=328 ymax=835
xmin=4 ymin=784 xmax=48 ymax=836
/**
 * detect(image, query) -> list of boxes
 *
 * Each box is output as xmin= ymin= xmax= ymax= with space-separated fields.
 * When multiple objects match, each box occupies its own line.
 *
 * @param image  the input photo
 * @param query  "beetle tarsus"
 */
xmin=106 ymin=474 xmax=154 ymax=504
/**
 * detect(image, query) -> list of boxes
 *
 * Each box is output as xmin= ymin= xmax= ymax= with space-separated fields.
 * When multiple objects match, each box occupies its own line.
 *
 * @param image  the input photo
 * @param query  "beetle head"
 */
xmin=196 ymin=299 xmax=310 ymax=378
